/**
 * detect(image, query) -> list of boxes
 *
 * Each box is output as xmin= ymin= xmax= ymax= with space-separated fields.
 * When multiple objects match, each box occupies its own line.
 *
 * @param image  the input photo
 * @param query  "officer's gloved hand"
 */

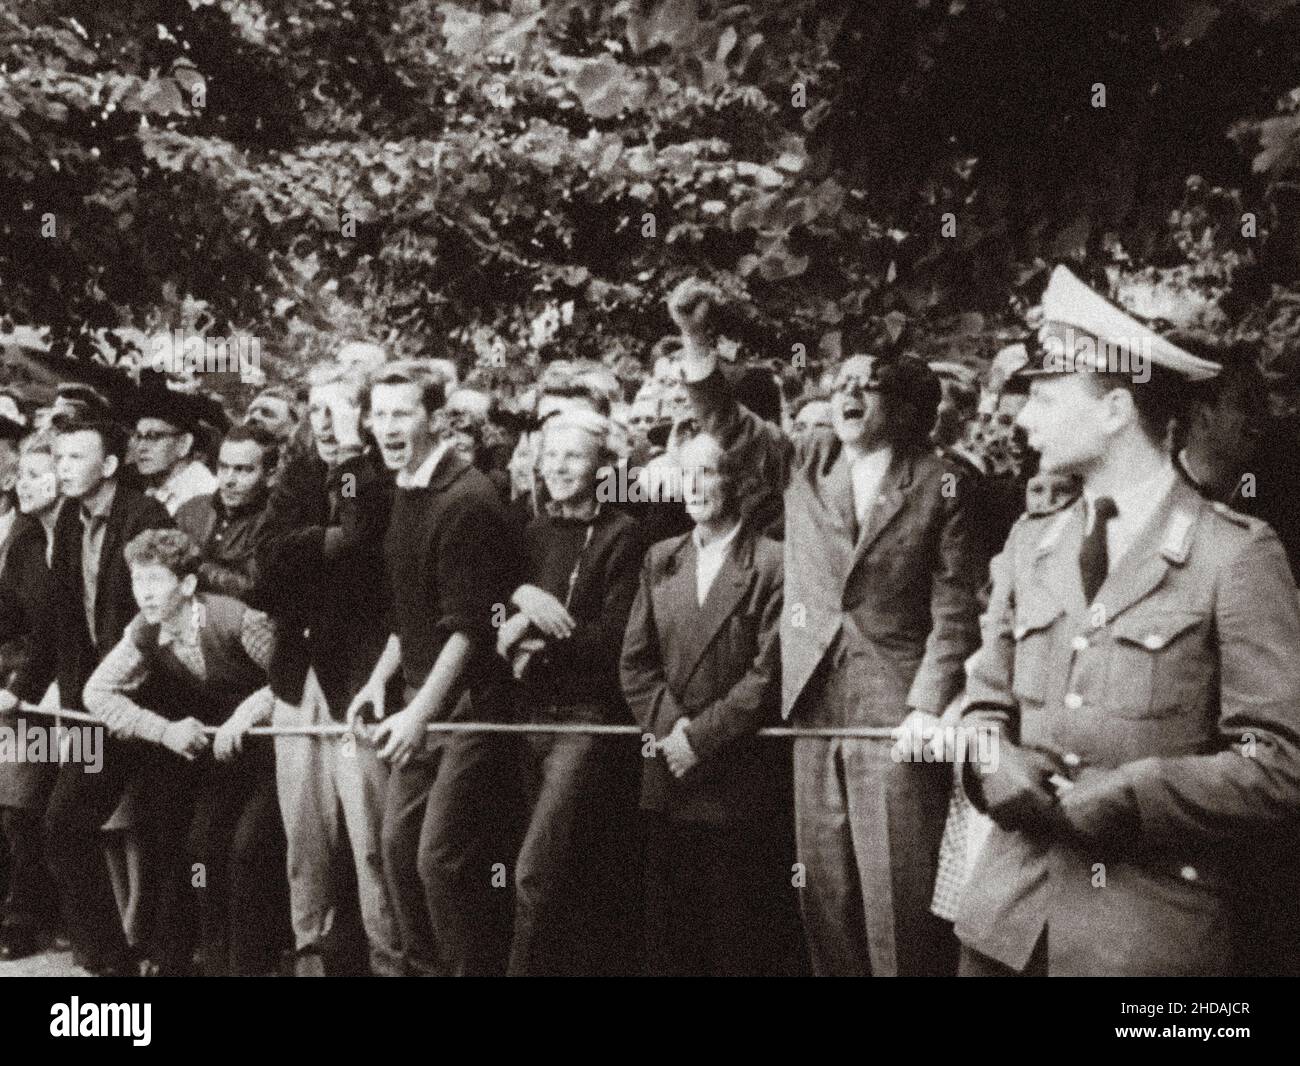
xmin=969 ymin=742 xmax=1067 ymax=834
xmin=1056 ymin=766 xmax=1140 ymax=853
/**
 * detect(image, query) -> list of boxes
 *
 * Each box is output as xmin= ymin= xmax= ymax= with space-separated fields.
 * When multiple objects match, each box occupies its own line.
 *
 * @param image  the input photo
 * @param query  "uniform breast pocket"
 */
xmin=1106 ymin=611 xmax=1209 ymax=719
xmin=1011 ymin=598 xmax=1064 ymax=705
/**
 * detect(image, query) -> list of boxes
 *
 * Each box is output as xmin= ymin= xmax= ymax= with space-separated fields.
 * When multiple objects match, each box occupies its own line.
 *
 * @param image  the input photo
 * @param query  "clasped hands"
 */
xmin=972 ymin=740 xmax=1139 ymax=852
xmin=657 ymin=717 xmax=699 ymax=779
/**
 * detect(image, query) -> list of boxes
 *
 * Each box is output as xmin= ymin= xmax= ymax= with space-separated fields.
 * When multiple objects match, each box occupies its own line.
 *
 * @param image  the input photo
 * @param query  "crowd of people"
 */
xmin=1 ymin=266 xmax=1299 ymax=977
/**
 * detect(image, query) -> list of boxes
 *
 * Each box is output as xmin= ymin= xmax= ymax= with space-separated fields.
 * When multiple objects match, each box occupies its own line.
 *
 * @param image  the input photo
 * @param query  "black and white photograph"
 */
xmin=1 ymin=0 xmax=1298 ymax=1042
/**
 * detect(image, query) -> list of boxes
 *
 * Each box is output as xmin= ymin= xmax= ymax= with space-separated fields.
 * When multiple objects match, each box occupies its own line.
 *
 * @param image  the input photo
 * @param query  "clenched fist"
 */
xmin=667 ymin=278 xmax=721 ymax=339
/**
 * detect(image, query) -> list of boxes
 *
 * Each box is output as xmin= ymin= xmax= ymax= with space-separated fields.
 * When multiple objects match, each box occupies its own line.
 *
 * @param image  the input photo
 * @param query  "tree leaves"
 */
xmin=572 ymin=56 xmax=648 ymax=119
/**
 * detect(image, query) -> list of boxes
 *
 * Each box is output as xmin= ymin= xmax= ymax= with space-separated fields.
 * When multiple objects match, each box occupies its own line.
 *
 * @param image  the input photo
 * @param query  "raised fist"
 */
xmin=667 ymin=278 xmax=721 ymax=338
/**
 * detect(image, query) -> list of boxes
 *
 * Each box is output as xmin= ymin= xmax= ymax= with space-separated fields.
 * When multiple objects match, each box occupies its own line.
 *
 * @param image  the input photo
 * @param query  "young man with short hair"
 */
xmin=0 ymin=412 xmax=173 ymax=975
xmin=80 ymin=528 xmax=284 ymax=975
xmin=496 ymin=410 xmax=646 ymax=975
xmin=349 ymin=362 xmax=521 ymax=976
xmin=253 ymin=362 xmax=402 ymax=976
xmin=955 ymin=266 xmax=1300 ymax=976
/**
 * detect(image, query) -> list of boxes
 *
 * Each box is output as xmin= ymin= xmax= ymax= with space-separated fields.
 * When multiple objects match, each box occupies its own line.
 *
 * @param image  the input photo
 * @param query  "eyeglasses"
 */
xmin=132 ymin=429 xmax=182 ymax=443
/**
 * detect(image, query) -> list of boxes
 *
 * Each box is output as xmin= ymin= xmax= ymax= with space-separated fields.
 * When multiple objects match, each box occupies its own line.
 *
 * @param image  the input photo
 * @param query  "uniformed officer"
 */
xmin=955 ymin=266 xmax=1300 ymax=976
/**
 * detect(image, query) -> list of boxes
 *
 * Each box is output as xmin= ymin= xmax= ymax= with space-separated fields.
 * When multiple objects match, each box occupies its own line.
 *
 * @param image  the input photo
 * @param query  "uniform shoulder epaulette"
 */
xmin=1208 ymin=499 xmax=1257 ymax=530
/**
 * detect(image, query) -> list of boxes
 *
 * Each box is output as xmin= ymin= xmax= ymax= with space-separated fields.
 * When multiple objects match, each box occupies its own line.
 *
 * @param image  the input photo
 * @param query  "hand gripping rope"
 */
xmin=14 ymin=701 xmax=897 ymax=740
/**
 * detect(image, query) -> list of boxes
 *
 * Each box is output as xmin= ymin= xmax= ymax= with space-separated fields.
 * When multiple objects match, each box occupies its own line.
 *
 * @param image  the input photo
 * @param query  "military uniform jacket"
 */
xmin=956 ymin=474 xmax=1300 ymax=975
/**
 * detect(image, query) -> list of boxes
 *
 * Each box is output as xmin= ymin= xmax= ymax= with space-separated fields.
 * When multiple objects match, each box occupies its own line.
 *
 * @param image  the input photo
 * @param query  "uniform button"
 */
xmin=1071 ymin=636 xmax=1089 ymax=651
xmin=1180 ymin=865 xmax=1198 ymax=882
xmin=1063 ymin=752 xmax=1081 ymax=769
xmin=1064 ymin=693 xmax=1083 ymax=710
xmin=1143 ymin=634 xmax=1164 ymax=650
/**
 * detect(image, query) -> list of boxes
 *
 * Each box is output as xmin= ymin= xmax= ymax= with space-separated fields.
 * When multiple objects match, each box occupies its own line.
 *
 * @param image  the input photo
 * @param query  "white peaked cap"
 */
xmin=1039 ymin=266 xmax=1221 ymax=381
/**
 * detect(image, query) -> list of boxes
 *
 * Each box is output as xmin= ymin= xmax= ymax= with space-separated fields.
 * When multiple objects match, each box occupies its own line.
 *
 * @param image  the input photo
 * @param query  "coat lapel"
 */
xmin=680 ymin=533 xmax=755 ymax=687
xmin=650 ymin=535 xmax=700 ymax=692
xmin=94 ymin=487 xmax=129 ymax=641
xmin=846 ymin=447 xmax=915 ymax=577
xmin=813 ymin=448 xmax=857 ymax=541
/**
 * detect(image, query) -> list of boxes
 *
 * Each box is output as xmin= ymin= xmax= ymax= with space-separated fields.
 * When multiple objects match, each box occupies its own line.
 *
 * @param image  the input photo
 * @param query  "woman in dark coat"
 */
xmin=0 ymin=433 xmax=62 ymax=960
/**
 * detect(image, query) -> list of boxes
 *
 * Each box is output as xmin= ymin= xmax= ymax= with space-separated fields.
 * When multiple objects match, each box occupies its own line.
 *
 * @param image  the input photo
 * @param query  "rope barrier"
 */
xmin=9 ymin=702 xmax=898 ymax=740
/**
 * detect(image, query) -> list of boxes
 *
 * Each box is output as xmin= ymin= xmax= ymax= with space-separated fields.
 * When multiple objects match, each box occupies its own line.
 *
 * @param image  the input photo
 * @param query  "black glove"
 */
xmin=1055 ymin=766 xmax=1140 ymax=853
xmin=969 ymin=741 xmax=1067 ymax=834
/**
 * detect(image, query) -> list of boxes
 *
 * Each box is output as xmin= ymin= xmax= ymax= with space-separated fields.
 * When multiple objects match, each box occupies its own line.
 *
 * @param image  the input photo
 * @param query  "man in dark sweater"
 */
xmin=496 ymin=410 xmax=646 ymax=975
xmin=253 ymin=362 xmax=402 ymax=977
xmin=348 ymin=363 xmax=521 ymax=976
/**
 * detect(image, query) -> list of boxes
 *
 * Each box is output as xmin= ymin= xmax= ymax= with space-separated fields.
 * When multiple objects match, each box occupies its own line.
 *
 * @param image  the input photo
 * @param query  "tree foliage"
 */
xmin=4 ymin=0 xmax=1300 ymax=397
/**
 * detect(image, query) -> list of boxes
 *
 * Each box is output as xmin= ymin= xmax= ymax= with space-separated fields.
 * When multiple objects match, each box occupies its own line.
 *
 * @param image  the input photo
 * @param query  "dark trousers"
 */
xmin=643 ymin=813 xmax=798 ymax=977
xmin=2 ymin=806 xmax=58 ymax=932
xmin=380 ymin=731 xmax=516 ymax=976
xmin=44 ymin=737 xmax=203 ymax=972
xmin=187 ymin=748 xmax=289 ymax=976
xmin=508 ymin=723 xmax=642 ymax=976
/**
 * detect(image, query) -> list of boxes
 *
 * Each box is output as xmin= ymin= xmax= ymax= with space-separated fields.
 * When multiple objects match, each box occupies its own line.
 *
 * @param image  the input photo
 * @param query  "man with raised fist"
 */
xmin=667 ymin=278 xmax=987 ymax=976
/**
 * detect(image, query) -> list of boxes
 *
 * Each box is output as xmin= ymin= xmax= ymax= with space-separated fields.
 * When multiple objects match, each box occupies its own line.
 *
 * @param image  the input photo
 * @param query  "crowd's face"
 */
xmin=369 ymin=381 xmax=435 ymax=474
xmin=792 ymin=400 xmax=831 ymax=439
xmin=54 ymin=429 xmax=116 ymax=500
xmin=627 ymin=398 xmax=661 ymax=435
xmin=130 ymin=561 xmax=193 ymax=626
xmin=539 ymin=425 xmax=602 ymax=506
xmin=132 ymin=418 xmax=189 ymax=477
xmin=244 ymin=394 xmax=295 ymax=439
xmin=679 ymin=434 xmax=732 ymax=526
xmin=509 ymin=433 xmax=536 ymax=499
xmin=661 ymin=382 xmax=692 ymax=424
xmin=15 ymin=450 xmax=58 ymax=515
xmin=308 ymin=382 xmax=363 ymax=466
xmin=216 ymin=439 xmax=269 ymax=510
xmin=830 ymin=356 xmax=889 ymax=448
xmin=1017 ymin=375 xmax=1111 ymax=476
xmin=1024 ymin=472 xmax=1080 ymax=515
xmin=446 ymin=389 xmax=491 ymax=421
xmin=336 ymin=342 xmax=387 ymax=375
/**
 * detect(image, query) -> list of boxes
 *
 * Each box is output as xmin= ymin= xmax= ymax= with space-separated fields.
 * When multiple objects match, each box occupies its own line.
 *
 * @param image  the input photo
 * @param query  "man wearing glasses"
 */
xmin=131 ymin=392 xmax=216 ymax=517
xmin=668 ymin=279 xmax=987 ymax=977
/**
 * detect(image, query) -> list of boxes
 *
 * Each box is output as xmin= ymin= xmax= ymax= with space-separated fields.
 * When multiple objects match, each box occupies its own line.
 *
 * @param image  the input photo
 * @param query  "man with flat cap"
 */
xmin=130 ymin=387 xmax=217 ymax=516
xmin=955 ymin=265 xmax=1300 ymax=976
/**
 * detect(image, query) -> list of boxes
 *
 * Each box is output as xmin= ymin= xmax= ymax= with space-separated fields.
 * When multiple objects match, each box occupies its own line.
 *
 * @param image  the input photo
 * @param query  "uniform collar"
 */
xmin=1082 ymin=461 xmax=1177 ymax=533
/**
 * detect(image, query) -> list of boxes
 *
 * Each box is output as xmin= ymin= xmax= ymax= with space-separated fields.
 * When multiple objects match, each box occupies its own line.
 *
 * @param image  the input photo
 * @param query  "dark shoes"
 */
xmin=0 ymin=924 xmax=39 ymax=961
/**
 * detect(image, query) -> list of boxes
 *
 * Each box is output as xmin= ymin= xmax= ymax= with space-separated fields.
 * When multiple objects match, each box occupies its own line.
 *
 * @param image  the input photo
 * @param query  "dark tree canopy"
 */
xmin=4 ymin=0 xmax=1300 ymax=401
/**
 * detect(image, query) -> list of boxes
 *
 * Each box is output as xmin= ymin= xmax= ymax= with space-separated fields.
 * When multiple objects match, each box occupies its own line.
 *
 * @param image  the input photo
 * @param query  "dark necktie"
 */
xmin=1079 ymin=496 xmax=1118 ymax=603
